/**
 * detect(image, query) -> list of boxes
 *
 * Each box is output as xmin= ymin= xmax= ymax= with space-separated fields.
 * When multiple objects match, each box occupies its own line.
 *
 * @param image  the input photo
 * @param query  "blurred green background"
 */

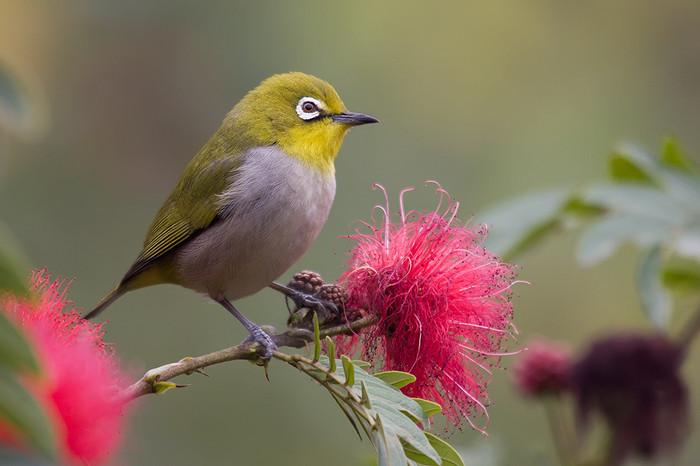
xmin=2 ymin=1 xmax=700 ymax=464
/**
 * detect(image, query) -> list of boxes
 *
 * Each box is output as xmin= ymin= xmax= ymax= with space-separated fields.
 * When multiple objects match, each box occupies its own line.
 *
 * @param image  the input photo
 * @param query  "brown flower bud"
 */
xmin=287 ymin=270 xmax=324 ymax=294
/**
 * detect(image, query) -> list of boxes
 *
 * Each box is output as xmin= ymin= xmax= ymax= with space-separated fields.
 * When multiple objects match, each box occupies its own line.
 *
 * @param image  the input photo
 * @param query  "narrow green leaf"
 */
xmin=373 ymin=371 xmax=417 ymax=389
xmin=403 ymin=439 xmax=441 ymax=466
xmin=312 ymin=311 xmax=321 ymax=363
xmin=412 ymin=398 xmax=442 ymax=418
xmin=662 ymin=261 xmax=700 ymax=291
xmin=576 ymin=214 xmax=672 ymax=266
xmin=661 ymin=137 xmax=693 ymax=172
xmin=376 ymin=414 xmax=410 ymax=466
xmin=637 ymin=246 xmax=672 ymax=328
xmin=0 ymin=311 xmax=40 ymax=374
xmin=562 ymin=196 xmax=605 ymax=217
xmin=153 ymin=381 xmax=178 ymax=395
xmin=328 ymin=391 xmax=362 ymax=439
xmin=360 ymin=380 xmax=372 ymax=409
xmin=478 ymin=189 xmax=572 ymax=258
xmin=352 ymin=359 xmax=372 ymax=370
xmin=424 ymin=432 xmax=465 ymax=466
xmin=325 ymin=337 xmax=336 ymax=373
xmin=609 ymin=152 xmax=656 ymax=184
xmin=583 ymin=184 xmax=687 ymax=224
xmin=0 ymin=371 xmax=58 ymax=459
xmin=341 ymin=355 xmax=355 ymax=387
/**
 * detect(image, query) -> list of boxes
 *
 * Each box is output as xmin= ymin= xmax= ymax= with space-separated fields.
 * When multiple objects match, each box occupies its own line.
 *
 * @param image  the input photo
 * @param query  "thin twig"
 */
xmin=123 ymin=314 xmax=376 ymax=401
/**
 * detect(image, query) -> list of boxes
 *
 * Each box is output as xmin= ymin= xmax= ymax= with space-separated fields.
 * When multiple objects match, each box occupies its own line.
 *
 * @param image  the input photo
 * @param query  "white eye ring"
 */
xmin=296 ymin=97 xmax=323 ymax=120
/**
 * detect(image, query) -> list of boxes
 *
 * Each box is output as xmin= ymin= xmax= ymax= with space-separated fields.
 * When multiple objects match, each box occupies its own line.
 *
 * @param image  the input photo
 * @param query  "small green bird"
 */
xmin=86 ymin=72 xmax=378 ymax=358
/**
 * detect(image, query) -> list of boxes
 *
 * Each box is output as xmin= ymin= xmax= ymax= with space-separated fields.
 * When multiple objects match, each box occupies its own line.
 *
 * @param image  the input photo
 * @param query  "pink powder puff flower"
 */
xmin=1 ymin=270 xmax=130 ymax=465
xmin=513 ymin=339 xmax=572 ymax=397
xmin=338 ymin=183 xmax=521 ymax=431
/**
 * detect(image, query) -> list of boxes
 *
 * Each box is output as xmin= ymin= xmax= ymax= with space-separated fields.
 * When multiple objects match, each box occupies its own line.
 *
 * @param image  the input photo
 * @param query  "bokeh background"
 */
xmin=2 ymin=1 xmax=700 ymax=464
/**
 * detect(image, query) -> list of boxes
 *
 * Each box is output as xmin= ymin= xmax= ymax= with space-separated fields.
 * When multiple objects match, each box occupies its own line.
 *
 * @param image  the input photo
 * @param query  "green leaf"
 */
xmin=583 ymin=184 xmax=687 ymax=224
xmin=318 ymin=357 xmax=438 ymax=464
xmin=0 ymin=225 xmax=31 ymax=296
xmin=576 ymin=214 xmax=672 ymax=266
xmin=312 ymin=311 xmax=321 ymax=363
xmin=0 ymin=370 xmax=58 ymax=459
xmin=661 ymin=137 xmax=693 ymax=172
xmin=353 ymin=359 xmax=372 ymax=370
xmin=637 ymin=246 xmax=672 ymax=328
xmin=405 ymin=433 xmax=466 ymax=466
xmin=424 ymin=432 xmax=465 ymax=466
xmin=478 ymin=189 xmax=572 ymax=259
xmin=153 ymin=381 xmax=178 ymax=394
xmin=325 ymin=337 xmax=336 ymax=373
xmin=0 ymin=311 xmax=40 ymax=374
xmin=609 ymin=144 xmax=663 ymax=183
xmin=373 ymin=371 xmax=416 ymax=389
xmin=412 ymin=398 xmax=442 ymax=418
xmin=662 ymin=261 xmax=700 ymax=291
xmin=403 ymin=439 xmax=440 ymax=466
xmin=341 ymin=355 xmax=355 ymax=386
xmin=609 ymin=151 xmax=656 ymax=184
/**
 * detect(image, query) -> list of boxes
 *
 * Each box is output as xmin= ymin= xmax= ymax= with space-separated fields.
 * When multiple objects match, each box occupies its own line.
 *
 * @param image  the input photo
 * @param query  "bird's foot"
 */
xmin=243 ymin=325 xmax=278 ymax=364
xmin=286 ymin=288 xmax=339 ymax=320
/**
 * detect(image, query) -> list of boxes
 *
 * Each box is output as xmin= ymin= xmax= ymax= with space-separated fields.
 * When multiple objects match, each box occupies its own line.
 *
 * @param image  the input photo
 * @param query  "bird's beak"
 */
xmin=331 ymin=112 xmax=380 ymax=126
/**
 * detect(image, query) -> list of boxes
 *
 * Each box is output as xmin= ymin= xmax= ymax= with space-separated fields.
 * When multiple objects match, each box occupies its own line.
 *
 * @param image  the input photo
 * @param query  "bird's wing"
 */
xmin=121 ymin=156 xmax=241 ymax=284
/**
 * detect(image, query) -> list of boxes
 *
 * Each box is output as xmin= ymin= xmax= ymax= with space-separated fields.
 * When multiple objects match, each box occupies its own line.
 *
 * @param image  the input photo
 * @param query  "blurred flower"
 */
xmin=1 ymin=271 xmax=130 ymax=465
xmin=513 ymin=339 xmax=571 ymax=397
xmin=571 ymin=333 xmax=688 ymax=465
xmin=339 ymin=183 xmax=519 ymax=430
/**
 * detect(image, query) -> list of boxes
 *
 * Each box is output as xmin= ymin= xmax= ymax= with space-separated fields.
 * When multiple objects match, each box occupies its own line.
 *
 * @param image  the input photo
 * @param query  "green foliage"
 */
xmin=0 ymin=370 xmax=57 ymax=459
xmin=0 ymin=312 xmax=40 ymax=374
xmin=478 ymin=138 xmax=700 ymax=329
xmin=289 ymin=326 xmax=464 ymax=466
xmin=0 ymin=225 xmax=30 ymax=296
xmin=0 ymin=308 xmax=58 ymax=460
xmin=637 ymin=246 xmax=672 ymax=328
xmin=373 ymin=371 xmax=417 ymax=390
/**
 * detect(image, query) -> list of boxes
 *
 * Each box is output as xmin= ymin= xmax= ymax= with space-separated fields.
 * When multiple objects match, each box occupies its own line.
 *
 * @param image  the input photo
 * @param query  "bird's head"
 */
xmin=226 ymin=72 xmax=378 ymax=172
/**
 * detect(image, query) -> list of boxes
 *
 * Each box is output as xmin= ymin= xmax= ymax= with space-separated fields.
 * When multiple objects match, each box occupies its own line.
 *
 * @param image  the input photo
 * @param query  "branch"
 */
xmin=122 ymin=313 xmax=376 ymax=401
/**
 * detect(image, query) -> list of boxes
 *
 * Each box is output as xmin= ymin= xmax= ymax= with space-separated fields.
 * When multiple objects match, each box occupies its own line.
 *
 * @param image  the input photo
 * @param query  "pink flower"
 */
xmin=1 ymin=271 xmax=130 ymax=465
xmin=339 ymin=183 xmax=520 ymax=431
xmin=513 ymin=339 xmax=572 ymax=397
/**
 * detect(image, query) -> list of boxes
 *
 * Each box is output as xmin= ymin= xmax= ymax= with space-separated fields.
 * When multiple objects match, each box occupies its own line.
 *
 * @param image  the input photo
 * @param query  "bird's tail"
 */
xmin=84 ymin=286 xmax=125 ymax=320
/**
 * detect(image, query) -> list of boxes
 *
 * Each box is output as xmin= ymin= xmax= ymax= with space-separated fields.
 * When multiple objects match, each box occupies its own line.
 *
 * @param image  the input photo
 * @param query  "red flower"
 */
xmin=339 ymin=183 xmax=520 ymax=431
xmin=513 ymin=339 xmax=572 ymax=397
xmin=1 ymin=271 xmax=130 ymax=465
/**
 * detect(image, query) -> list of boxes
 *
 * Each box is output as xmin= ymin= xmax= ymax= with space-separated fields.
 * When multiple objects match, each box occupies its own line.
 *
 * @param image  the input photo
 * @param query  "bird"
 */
xmin=85 ymin=72 xmax=378 ymax=360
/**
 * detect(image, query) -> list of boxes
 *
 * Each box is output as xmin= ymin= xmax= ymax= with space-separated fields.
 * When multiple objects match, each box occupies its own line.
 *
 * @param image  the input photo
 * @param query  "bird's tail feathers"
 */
xmin=84 ymin=287 xmax=125 ymax=320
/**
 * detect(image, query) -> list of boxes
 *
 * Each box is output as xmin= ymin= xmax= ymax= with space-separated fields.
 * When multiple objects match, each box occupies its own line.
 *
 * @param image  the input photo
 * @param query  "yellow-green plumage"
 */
xmin=86 ymin=72 xmax=377 ymax=321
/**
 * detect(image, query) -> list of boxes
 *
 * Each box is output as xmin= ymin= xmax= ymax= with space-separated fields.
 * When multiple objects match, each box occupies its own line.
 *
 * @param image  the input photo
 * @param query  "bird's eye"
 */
xmin=296 ymin=97 xmax=323 ymax=120
xmin=302 ymin=101 xmax=318 ymax=113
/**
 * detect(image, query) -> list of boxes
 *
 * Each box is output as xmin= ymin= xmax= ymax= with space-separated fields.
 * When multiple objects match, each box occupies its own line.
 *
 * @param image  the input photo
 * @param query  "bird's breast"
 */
xmin=175 ymin=146 xmax=336 ymax=300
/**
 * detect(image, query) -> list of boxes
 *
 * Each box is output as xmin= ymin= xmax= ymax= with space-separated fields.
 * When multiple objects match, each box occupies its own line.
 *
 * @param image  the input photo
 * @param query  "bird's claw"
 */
xmin=243 ymin=327 xmax=277 ymax=364
xmin=287 ymin=289 xmax=339 ymax=319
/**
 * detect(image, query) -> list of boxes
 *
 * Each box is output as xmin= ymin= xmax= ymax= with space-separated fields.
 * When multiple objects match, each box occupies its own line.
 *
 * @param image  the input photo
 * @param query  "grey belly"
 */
xmin=173 ymin=147 xmax=335 ymax=300
xmin=175 ymin=208 xmax=319 ymax=300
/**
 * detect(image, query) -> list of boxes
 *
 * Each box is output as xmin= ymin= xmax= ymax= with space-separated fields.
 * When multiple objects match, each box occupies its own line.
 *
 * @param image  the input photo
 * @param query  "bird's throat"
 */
xmin=277 ymin=122 xmax=347 ymax=173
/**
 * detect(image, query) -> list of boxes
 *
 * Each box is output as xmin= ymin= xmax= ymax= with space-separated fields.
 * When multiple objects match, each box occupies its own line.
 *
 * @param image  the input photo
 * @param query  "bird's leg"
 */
xmin=216 ymin=298 xmax=277 ymax=362
xmin=269 ymin=281 xmax=339 ymax=320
